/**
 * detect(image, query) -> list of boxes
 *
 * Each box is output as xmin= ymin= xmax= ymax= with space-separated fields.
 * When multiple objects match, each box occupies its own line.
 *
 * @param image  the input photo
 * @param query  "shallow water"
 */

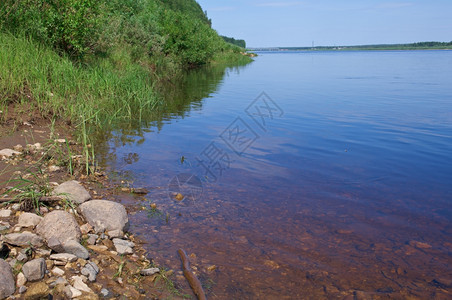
xmin=102 ymin=51 xmax=452 ymax=299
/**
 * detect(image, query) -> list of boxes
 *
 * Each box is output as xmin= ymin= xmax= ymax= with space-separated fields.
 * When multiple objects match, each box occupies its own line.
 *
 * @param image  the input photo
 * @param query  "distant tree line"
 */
xmin=221 ymin=36 xmax=246 ymax=48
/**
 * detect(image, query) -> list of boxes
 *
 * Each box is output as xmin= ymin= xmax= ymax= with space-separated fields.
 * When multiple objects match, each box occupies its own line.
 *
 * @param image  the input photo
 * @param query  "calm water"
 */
xmin=102 ymin=51 xmax=452 ymax=299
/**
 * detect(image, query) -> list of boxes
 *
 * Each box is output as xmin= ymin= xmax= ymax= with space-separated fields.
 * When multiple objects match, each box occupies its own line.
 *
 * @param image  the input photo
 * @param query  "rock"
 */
xmin=16 ymin=272 xmax=27 ymax=287
xmin=113 ymin=238 xmax=134 ymax=255
xmin=140 ymin=268 xmax=160 ymax=276
xmin=50 ymin=277 xmax=68 ymax=288
xmin=36 ymin=210 xmax=81 ymax=244
xmin=11 ymin=203 xmax=21 ymax=211
xmin=50 ymin=253 xmax=78 ymax=263
xmin=16 ymin=252 xmax=28 ymax=262
xmin=65 ymin=285 xmax=82 ymax=298
xmin=48 ymin=165 xmax=61 ymax=172
xmin=3 ymin=232 xmax=44 ymax=247
xmin=23 ymin=282 xmax=49 ymax=300
xmin=0 ymin=149 xmax=20 ymax=159
xmin=107 ymin=229 xmax=123 ymax=239
xmin=79 ymin=200 xmax=129 ymax=233
xmin=81 ymin=261 xmax=99 ymax=282
xmin=72 ymin=275 xmax=93 ymax=293
xmin=87 ymin=234 xmax=98 ymax=245
xmin=0 ymin=259 xmax=15 ymax=299
xmin=0 ymin=209 xmax=12 ymax=218
xmin=52 ymin=180 xmax=91 ymax=204
xmin=13 ymin=144 xmax=23 ymax=152
xmin=100 ymin=288 xmax=110 ymax=297
xmin=432 ymin=277 xmax=452 ymax=288
xmin=39 ymin=207 xmax=49 ymax=215
xmin=87 ymin=245 xmax=108 ymax=252
xmin=51 ymin=267 xmax=65 ymax=276
xmin=63 ymin=240 xmax=89 ymax=259
xmin=22 ymin=258 xmax=46 ymax=281
xmin=19 ymin=285 xmax=27 ymax=294
xmin=47 ymin=237 xmax=65 ymax=253
xmin=409 ymin=240 xmax=432 ymax=249
xmin=80 ymin=223 xmax=93 ymax=235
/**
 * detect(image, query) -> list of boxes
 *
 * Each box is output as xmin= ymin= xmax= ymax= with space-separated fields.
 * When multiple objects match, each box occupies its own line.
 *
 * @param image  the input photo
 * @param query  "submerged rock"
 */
xmin=79 ymin=200 xmax=129 ymax=233
xmin=52 ymin=180 xmax=91 ymax=204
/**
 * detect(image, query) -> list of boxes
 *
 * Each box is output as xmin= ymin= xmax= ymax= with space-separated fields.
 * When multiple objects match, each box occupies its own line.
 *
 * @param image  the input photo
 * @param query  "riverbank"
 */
xmin=0 ymin=117 xmax=191 ymax=299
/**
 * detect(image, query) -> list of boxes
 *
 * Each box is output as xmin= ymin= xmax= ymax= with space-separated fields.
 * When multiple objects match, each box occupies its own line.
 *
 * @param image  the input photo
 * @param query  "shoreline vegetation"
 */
xmin=0 ymin=0 xmax=252 ymax=298
xmin=0 ymin=0 xmax=253 ymax=139
xmin=250 ymin=41 xmax=452 ymax=51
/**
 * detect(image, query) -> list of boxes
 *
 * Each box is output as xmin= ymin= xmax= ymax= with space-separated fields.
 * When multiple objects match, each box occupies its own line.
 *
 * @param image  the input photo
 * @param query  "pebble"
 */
xmin=0 ymin=209 xmax=12 ymax=218
xmin=19 ymin=286 xmax=28 ymax=294
xmin=72 ymin=275 xmax=93 ymax=293
xmin=16 ymin=272 xmax=27 ymax=287
xmin=52 ymin=267 xmax=65 ymax=276
xmin=100 ymin=288 xmax=110 ymax=297
xmin=50 ymin=253 xmax=78 ymax=263
xmin=140 ymin=267 xmax=160 ymax=276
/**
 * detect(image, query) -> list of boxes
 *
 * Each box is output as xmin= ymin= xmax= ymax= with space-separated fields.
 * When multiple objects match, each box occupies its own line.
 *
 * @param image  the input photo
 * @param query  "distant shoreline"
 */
xmin=250 ymin=48 xmax=452 ymax=52
xmin=249 ymin=41 xmax=452 ymax=52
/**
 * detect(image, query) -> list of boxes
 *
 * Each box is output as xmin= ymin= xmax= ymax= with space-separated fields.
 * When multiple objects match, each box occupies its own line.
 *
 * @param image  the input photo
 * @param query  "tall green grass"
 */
xmin=0 ymin=32 xmax=159 ymax=131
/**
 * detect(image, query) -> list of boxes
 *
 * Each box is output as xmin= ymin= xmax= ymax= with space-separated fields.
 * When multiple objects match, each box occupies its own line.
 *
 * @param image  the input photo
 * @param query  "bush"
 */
xmin=0 ymin=0 xmax=100 ymax=58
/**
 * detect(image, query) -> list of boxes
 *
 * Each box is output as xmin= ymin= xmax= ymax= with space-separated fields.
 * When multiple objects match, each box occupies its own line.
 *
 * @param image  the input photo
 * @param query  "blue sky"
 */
xmin=196 ymin=0 xmax=452 ymax=47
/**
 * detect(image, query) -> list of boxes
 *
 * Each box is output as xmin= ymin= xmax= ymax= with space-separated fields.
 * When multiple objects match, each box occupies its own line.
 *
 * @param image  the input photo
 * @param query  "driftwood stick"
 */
xmin=177 ymin=248 xmax=207 ymax=300
xmin=0 ymin=196 xmax=63 ymax=203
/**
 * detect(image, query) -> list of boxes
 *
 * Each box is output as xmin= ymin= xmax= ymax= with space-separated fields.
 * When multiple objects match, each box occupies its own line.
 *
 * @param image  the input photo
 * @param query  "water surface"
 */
xmin=102 ymin=51 xmax=452 ymax=299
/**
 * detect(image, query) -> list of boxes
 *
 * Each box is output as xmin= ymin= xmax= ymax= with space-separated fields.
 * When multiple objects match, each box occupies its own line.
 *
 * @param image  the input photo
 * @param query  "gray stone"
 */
xmin=81 ymin=261 xmax=99 ymax=282
xmin=36 ymin=210 xmax=81 ymax=244
xmin=50 ymin=253 xmax=78 ymax=263
xmin=64 ymin=285 xmax=82 ymax=298
xmin=3 ymin=232 xmax=44 ymax=247
xmin=16 ymin=252 xmax=28 ymax=263
xmin=17 ymin=212 xmax=43 ymax=228
xmin=22 ymin=258 xmax=46 ymax=281
xmin=112 ymin=238 xmax=135 ymax=248
xmin=62 ymin=240 xmax=89 ymax=259
xmin=16 ymin=272 xmax=27 ymax=287
xmin=107 ymin=229 xmax=123 ymax=239
xmin=19 ymin=285 xmax=27 ymax=294
xmin=113 ymin=238 xmax=134 ymax=255
xmin=0 ymin=149 xmax=20 ymax=159
xmin=140 ymin=267 xmax=160 ymax=276
xmin=100 ymin=288 xmax=110 ymax=297
xmin=0 ymin=209 xmax=12 ymax=218
xmin=47 ymin=237 xmax=65 ymax=253
xmin=0 ymin=259 xmax=15 ymax=299
xmin=86 ymin=234 xmax=98 ymax=245
xmin=71 ymin=275 xmax=92 ymax=293
xmin=79 ymin=200 xmax=129 ymax=233
xmin=52 ymin=180 xmax=91 ymax=204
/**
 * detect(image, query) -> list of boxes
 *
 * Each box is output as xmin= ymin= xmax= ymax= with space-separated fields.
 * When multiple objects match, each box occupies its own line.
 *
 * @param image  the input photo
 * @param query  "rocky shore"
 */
xmin=0 ymin=133 xmax=184 ymax=299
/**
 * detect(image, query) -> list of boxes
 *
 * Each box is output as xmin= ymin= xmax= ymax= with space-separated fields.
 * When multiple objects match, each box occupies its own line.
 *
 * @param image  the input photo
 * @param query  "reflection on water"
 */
xmin=99 ymin=51 xmax=452 ymax=299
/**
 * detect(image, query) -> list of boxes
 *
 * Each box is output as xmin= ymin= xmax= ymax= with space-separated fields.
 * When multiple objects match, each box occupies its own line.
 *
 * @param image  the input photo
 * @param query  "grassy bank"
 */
xmin=0 ymin=0 xmax=252 ymax=138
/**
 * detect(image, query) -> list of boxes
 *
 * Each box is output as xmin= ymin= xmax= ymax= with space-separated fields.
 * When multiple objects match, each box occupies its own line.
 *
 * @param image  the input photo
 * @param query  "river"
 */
xmin=100 ymin=50 xmax=452 ymax=299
